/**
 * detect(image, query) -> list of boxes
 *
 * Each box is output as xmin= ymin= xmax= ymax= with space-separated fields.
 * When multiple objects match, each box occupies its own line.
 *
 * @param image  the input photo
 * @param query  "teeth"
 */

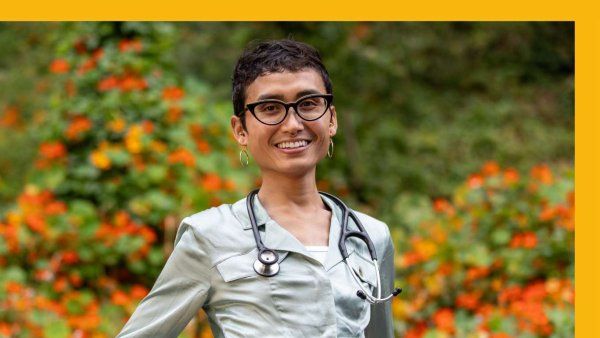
xmin=276 ymin=140 xmax=309 ymax=149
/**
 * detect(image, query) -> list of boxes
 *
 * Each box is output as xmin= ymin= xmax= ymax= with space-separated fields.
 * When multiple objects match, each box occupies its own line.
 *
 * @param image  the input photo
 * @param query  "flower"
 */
xmin=90 ymin=150 xmax=111 ymax=170
xmin=119 ymin=39 xmax=143 ymax=53
xmin=201 ymin=173 xmax=222 ymax=192
xmin=433 ymin=308 xmax=455 ymax=333
xmin=39 ymin=141 xmax=67 ymax=159
xmin=167 ymin=148 xmax=195 ymax=167
xmin=162 ymin=86 xmax=185 ymax=101
xmin=50 ymin=59 xmax=70 ymax=74
xmin=65 ymin=116 xmax=93 ymax=140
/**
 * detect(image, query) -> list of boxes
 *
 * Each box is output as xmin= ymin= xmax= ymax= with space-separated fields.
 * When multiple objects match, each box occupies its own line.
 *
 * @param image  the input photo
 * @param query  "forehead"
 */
xmin=245 ymin=69 xmax=326 ymax=102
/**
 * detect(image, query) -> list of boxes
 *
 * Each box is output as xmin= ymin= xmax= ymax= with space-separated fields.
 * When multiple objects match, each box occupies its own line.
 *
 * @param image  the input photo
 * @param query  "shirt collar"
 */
xmin=231 ymin=192 xmax=356 ymax=271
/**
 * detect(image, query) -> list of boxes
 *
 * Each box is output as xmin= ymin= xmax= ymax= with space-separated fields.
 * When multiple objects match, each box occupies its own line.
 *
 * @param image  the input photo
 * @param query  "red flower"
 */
xmin=162 ymin=86 xmax=185 ymax=101
xmin=39 ymin=141 xmax=67 ymax=159
xmin=97 ymin=76 xmax=119 ymax=92
xmin=433 ymin=308 xmax=455 ymax=333
xmin=50 ymin=59 xmax=70 ymax=74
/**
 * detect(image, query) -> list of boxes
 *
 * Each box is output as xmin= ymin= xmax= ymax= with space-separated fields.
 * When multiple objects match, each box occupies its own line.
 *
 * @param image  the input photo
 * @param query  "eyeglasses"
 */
xmin=245 ymin=94 xmax=333 ymax=125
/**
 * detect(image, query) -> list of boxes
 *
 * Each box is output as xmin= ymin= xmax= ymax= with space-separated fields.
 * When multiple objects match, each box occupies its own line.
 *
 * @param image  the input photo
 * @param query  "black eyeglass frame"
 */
xmin=244 ymin=93 xmax=334 ymax=126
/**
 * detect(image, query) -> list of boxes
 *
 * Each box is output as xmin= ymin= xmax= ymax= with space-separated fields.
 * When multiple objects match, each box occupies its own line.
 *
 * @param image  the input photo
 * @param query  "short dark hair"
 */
xmin=232 ymin=39 xmax=333 ymax=128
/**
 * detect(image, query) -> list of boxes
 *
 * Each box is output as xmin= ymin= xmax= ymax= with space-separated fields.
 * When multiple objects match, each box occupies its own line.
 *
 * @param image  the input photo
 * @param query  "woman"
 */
xmin=118 ymin=39 xmax=397 ymax=338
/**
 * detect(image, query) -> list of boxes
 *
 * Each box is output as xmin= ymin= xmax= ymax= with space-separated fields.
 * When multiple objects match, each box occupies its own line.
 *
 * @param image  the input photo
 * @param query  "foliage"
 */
xmin=391 ymin=162 xmax=574 ymax=338
xmin=0 ymin=22 xmax=255 ymax=337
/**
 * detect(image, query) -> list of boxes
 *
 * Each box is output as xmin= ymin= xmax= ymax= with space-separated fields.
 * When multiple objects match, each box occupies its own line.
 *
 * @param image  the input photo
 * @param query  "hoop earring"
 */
xmin=239 ymin=146 xmax=249 ymax=167
xmin=327 ymin=139 xmax=334 ymax=158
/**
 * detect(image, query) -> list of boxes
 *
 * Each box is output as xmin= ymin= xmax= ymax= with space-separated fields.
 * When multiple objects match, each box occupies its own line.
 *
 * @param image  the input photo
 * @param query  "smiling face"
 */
xmin=231 ymin=69 xmax=337 ymax=178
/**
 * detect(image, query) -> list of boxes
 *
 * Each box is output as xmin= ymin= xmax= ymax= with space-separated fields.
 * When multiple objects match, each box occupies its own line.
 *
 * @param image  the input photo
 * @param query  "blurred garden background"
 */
xmin=0 ymin=22 xmax=573 ymax=337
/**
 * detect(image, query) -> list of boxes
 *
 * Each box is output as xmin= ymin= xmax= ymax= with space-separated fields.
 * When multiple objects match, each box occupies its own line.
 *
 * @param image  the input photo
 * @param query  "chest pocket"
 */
xmin=214 ymin=250 xmax=292 ymax=337
xmin=268 ymin=253 xmax=338 ymax=335
xmin=331 ymin=250 xmax=378 ymax=336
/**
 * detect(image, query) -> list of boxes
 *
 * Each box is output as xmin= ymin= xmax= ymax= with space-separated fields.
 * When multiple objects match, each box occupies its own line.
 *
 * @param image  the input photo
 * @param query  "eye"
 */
xmin=300 ymin=99 xmax=319 ymax=107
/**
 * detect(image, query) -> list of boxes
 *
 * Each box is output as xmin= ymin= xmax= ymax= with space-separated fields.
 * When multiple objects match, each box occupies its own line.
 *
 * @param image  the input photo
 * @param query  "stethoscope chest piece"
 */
xmin=253 ymin=249 xmax=280 ymax=277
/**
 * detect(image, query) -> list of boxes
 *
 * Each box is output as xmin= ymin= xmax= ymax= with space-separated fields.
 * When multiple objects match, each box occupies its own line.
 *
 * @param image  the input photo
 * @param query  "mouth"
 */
xmin=274 ymin=139 xmax=312 ymax=151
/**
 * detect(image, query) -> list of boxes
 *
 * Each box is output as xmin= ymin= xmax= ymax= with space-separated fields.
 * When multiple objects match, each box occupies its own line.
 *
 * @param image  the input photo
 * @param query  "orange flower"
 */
xmin=65 ymin=116 xmax=93 ymax=140
xmin=433 ymin=198 xmax=451 ymax=213
xmin=521 ymin=232 xmax=538 ymax=248
xmin=530 ymin=164 xmax=553 ymax=185
xmin=77 ymin=57 xmax=96 ymax=74
xmin=467 ymin=174 xmax=484 ymax=189
xmin=111 ymin=290 xmax=130 ymax=306
xmin=45 ymin=201 xmax=67 ymax=215
xmin=456 ymin=291 xmax=481 ymax=310
xmin=481 ymin=161 xmax=500 ymax=176
xmin=196 ymin=140 xmax=211 ymax=154
xmin=39 ymin=141 xmax=67 ymax=159
xmin=162 ymin=86 xmax=185 ymax=101
xmin=166 ymin=105 xmax=183 ymax=123
xmin=131 ymin=285 xmax=149 ymax=299
xmin=201 ymin=173 xmax=222 ymax=192
xmin=433 ymin=308 xmax=455 ymax=333
xmin=108 ymin=117 xmax=126 ymax=133
xmin=25 ymin=214 xmax=47 ymax=235
xmin=189 ymin=124 xmax=203 ymax=139
xmin=490 ymin=333 xmax=513 ymax=338
xmin=50 ymin=59 xmax=70 ymax=74
xmin=120 ymin=74 xmax=148 ymax=92
xmin=62 ymin=250 xmax=79 ymax=264
xmin=97 ymin=75 xmax=119 ymax=92
xmin=503 ymin=167 xmax=519 ymax=185
xmin=119 ymin=39 xmax=143 ymax=52
xmin=141 ymin=120 xmax=154 ymax=133
xmin=168 ymin=148 xmax=195 ymax=167
xmin=0 ymin=105 xmax=21 ymax=128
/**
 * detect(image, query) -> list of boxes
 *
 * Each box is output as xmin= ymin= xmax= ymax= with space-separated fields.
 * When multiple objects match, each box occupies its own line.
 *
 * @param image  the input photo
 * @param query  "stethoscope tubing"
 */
xmin=246 ymin=189 xmax=401 ymax=303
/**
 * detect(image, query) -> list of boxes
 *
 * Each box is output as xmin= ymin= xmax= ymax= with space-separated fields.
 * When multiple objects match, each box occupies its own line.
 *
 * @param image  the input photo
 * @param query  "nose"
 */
xmin=280 ymin=107 xmax=305 ymax=133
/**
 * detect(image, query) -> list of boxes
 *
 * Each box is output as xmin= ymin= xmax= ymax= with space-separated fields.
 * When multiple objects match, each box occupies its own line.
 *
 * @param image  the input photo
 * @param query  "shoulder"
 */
xmin=174 ymin=200 xmax=255 ymax=264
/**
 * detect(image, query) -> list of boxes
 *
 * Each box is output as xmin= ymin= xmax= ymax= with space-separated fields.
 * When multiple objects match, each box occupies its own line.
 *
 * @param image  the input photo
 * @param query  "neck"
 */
xmin=257 ymin=168 xmax=324 ymax=212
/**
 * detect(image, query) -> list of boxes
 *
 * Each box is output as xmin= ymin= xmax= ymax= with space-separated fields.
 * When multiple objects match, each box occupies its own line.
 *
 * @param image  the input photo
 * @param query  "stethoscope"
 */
xmin=246 ymin=189 xmax=402 ymax=304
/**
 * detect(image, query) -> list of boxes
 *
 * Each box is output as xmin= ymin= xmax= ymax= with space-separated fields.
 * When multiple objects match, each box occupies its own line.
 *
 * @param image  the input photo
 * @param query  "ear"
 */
xmin=328 ymin=106 xmax=338 ymax=137
xmin=231 ymin=115 xmax=248 ymax=146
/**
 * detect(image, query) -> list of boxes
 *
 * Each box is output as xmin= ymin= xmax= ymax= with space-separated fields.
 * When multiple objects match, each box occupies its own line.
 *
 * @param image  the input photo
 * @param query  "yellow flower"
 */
xmin=108 ymin=117 xmax=127 ymax=133
xmin=125 ymin=125 xmax=143 ymax=154
xmin=90 ymin=150 xmax=111 ymax=170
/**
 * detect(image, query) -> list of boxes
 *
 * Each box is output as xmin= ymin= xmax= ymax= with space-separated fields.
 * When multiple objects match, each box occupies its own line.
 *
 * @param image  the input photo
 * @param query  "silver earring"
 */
xmin=327 ymin=139 xmax=334 ymax=158
xmin=240 ymin=146 xmax=249 ymax=167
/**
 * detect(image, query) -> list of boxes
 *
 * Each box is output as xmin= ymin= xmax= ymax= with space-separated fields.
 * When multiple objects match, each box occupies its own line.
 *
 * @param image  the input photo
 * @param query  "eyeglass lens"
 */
xmin=254 ymin=96 xmax=328 ymax=124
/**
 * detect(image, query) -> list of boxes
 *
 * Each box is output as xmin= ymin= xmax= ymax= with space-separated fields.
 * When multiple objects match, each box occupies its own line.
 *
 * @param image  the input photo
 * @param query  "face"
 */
xmin=231 ymin=69 xmax=337 ymax=177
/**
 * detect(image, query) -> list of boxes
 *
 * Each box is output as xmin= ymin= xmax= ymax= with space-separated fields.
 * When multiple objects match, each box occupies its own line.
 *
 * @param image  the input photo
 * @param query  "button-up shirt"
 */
xmin=117 ymin=194 xmax=395 ymax=338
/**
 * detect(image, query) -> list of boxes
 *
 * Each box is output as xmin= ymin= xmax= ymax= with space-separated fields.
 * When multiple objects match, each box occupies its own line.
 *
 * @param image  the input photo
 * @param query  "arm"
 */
xmin=364 ymin=235 xmax=395 ymax=338
xmin=117 ymin=219 xmax=211 ymax=338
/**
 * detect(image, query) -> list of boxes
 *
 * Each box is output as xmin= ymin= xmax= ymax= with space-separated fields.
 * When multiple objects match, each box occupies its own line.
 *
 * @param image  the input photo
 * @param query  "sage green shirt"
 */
xmin=118 ymin=194 xmax=395 ymax=338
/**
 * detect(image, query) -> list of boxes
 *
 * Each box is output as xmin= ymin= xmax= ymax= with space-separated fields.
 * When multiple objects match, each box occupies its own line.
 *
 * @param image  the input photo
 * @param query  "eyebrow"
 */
xmin=256 ymin=89 xmax=323 ymax=102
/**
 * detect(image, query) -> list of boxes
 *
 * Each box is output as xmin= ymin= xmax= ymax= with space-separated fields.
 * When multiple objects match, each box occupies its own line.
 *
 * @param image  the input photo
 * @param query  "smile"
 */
xmin=275 ymin=140 xmax=311 ymax=149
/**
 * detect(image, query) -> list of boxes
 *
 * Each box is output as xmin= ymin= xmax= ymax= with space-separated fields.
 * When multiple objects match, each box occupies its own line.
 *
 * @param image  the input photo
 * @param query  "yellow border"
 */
xmin=0 ymin=0 xmax=588 ymax=21
xmin=575 ymin=17 xmax=598 ymax=338
xmin=1 ymin=2 xmax=597 ymax=337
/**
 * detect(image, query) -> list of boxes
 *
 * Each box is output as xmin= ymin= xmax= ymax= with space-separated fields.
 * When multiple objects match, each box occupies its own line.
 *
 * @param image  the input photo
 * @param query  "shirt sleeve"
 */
xmin=364 ymin=233 xmax=395 ymax=338
xmin=117 ymin=218 xmax=211 ymax=338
